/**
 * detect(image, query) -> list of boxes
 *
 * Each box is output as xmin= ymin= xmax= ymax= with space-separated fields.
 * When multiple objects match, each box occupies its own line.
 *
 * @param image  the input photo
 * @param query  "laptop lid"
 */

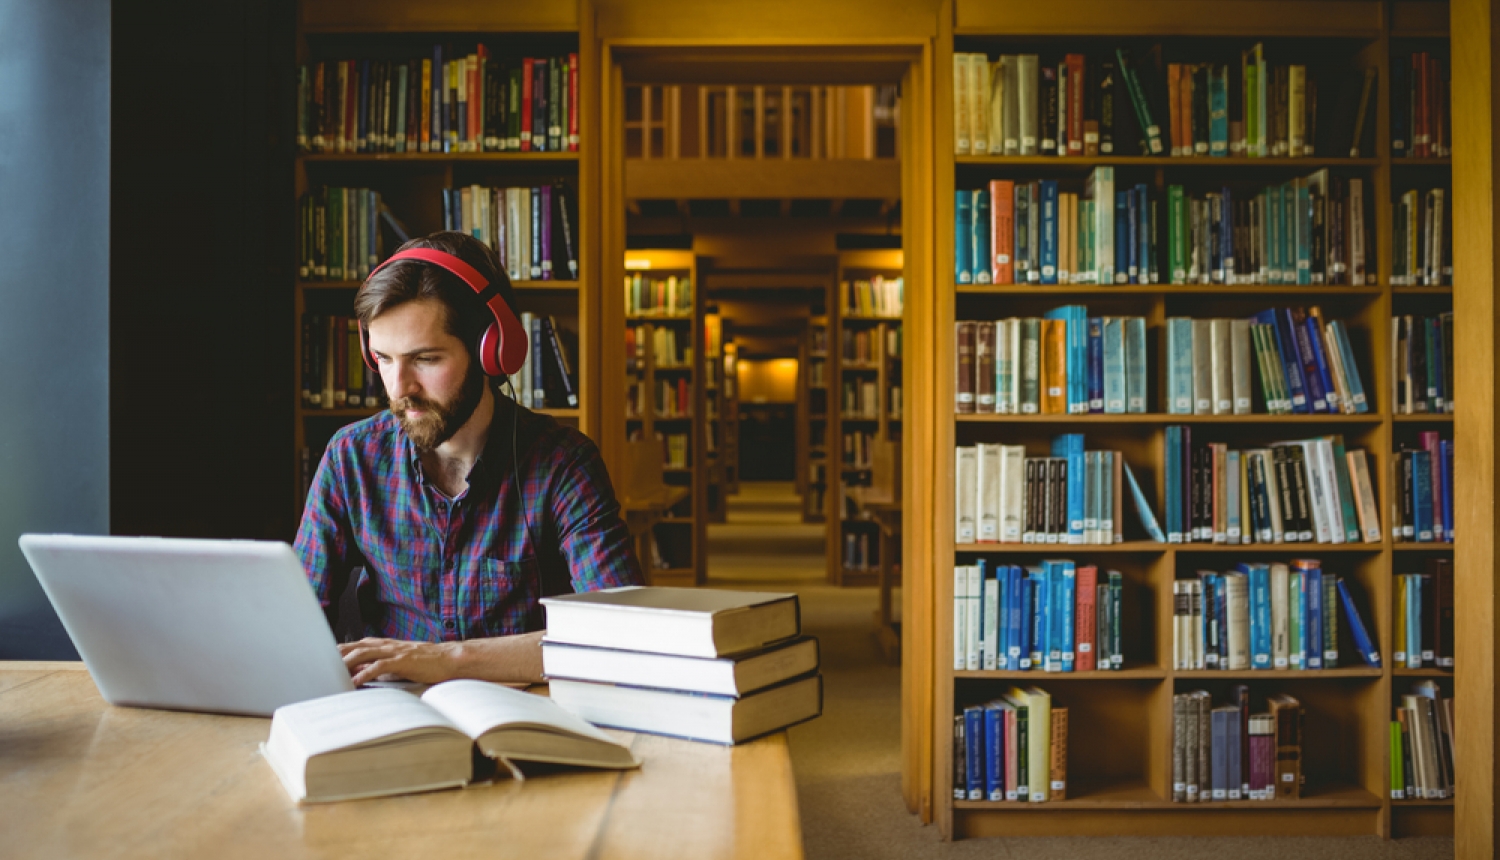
xmin=18 ymin=534 xmax=355 ymax=716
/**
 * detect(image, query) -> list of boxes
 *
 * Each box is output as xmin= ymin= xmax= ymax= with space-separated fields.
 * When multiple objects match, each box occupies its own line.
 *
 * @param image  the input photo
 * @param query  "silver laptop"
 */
xmin=18 ymin=534 xmax=355 ymax=716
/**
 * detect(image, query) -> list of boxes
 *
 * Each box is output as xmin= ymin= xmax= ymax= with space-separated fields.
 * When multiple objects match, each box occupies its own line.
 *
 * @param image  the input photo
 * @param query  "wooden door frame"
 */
xmin=597 ymin=36 xmax=939 ymax=823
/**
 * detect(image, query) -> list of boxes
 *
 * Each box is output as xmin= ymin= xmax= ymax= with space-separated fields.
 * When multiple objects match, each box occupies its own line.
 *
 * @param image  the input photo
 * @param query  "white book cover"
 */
xmin=1270 ymin=563 xmax=1290 ymax=667
xmin=1230 ymin=319 xmax=1253 ymax=415
xmin=953 ymin=54 xmax=970 ymax=154
xmin=1316 ymin=438 xmax=1346 ymax=544
xmin=966 ymin=565 xmax=983 ymax=670
xmin=953 ymin=566 xmax=968 ymax=670
xmin=982 ymin=570 xmax=999 ymax=670
xmin=1017 ymin=55 xmax=1039 ymax=155
xmin=956 ymin=446 xmax=978 ymax=543
xmin=999 ymin=444 xmax=1026 ymax=542
xmin=971 ymin=53 xmax=991 ymax=156
xmin=1295 ymin=441 xmax=1332 ymax=544
xmin=976 ymin=443 xmax=1002 ymax=542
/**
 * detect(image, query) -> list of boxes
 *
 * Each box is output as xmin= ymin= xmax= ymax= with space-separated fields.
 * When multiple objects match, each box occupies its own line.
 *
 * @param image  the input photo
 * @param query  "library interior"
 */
xmin=8 ymin=0 xmax=1500 ymax=857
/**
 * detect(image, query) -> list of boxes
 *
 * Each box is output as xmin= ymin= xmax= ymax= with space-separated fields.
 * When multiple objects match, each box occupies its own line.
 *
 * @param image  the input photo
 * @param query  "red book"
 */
xmin=677 ymin=378 xmax=689 ymax=415
xmin=568 ymin=53 xmax=580 ymax=150
xmin=1066 ymin=54 xmax=1086 ymax=155
xmin=521 ymin=57 xmax=534 ymax=151
xmin=1075 ymin=565 xmax=1098 ymax=671
xmin=1167 ymin=63 xmax=1182 ymax=155
xmin=988 ymin=180 xmax=1015 ymax=284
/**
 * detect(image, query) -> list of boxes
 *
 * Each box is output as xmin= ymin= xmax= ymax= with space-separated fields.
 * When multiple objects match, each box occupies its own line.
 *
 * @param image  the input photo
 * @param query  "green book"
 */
xmin=1020 ymin=317 xmax=1042 ymax=413
xmin=1390 ymin=721 xmax=1406 ymax=799
xmin=1108 ymin=569 xmax=1124 ymax=666
xmin=1328 ymin=435 xmax=1363 ymax=542
xmin=1114 ymin=48 xmax=1163 ymax=155
xmin=1168 ymin=185 xmax=1187 ymax=283
xmin=1243 ymin=48 xmax=1260 ymax=157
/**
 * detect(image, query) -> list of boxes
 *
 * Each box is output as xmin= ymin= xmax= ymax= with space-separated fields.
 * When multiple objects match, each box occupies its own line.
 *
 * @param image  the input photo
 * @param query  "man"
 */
xmin=295 ymin=231 xmax=643 ymax=686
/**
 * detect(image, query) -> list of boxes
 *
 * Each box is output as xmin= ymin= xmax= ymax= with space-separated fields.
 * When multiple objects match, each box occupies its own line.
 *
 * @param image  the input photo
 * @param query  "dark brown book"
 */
xmin=1268 ymin=693 xmax=1303 ymax=799
xmin=955 ymin=321 xmax=976 ymax=414
xmin=1430 ymin=558 xmax=1454 ymax=667
xmin=975 ymin=321 xmax=997 ymax=413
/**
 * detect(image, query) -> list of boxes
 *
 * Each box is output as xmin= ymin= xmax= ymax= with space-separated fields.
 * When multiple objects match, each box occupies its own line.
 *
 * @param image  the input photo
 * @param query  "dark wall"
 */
xmin=112 ymin=0 xmax=296 ymax=541
xmin=0 ymin=0 xmax=112 ymax=659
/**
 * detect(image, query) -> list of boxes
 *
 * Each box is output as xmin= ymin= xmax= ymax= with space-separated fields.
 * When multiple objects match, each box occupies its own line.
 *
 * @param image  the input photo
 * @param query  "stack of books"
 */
xmin=1392 ymin=681 xmax=1456 ymax=801
xmin=1172 ymin=687 xmax=1303 ymax=802
xmin=541 ymin=587 xmax=823 ymax=745
xmin=955 ymin=688 xmax=1066 ymax=802
xmin=953 ymin=560 xmax=1125 ymax=672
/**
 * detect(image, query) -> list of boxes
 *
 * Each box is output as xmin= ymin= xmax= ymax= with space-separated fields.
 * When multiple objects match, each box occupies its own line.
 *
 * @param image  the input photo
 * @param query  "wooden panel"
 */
xmin=1451 ymin=0 xmax=1497 ymax=855
xmin=627 ymin=159 xmax=900 ymax=200
xmin=955 ymin=0 xmax=1383 ymax=37
xmin=1391 ymin=0 xmax=1451 ymax=36
xmin=957 ymin=808 xmax=1381 ymax=838
xmin=596 ymin=0 xmax=939 ymax=39
xmin=301 ymin=0 xmax=578 ymax=32
xmin=0 ymin=664 xmax=801 ymax=860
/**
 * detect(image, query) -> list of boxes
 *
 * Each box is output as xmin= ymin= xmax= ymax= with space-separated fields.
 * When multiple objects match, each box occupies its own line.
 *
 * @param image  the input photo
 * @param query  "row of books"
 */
xmin=840 ymin=328 xmax=887 ymax=364
xmin=1393 ymin=436 xmax=1455 ymax=543
xmin=842 ymin=531 xmax=880 ymax=572
xmin=955 ymin=315 xmax=1146 ymax=415
xmin=541 ymin=589 xmax=821 ymax=746
xmin=1172 ymin=688 xmax=1303 ymax=802
xmin=1171 ymin=560 xmax=1378 ymax=672
xmin=1393 ymin=188 xmax=1452 ymax=286
xmin=441 ymin=185 xmax=579 ymax=282
xmin=1391 ymin=682 xmax=1455 ymax=801
xmin=1165 ymin=310 xmax=1368 ymax=416
xmin=952 ymin=46 xmax=1375 ymax=159
xmin=954 ymin=170 xmax=1374 ymax=288
xmin=1392 ymin=51 xmax=1450 ymax=159
xmin=297 ymin=51 xmax=579 ymax=154
xmin=808 ymin=360 xmax=827 ymax=387
xmin=1395 ymin=560 xmax=1456 ymax=670
xmin=954 ymin=441 xmax=1153 ymax=545
xmin=843 ymin=430 xmax=874 ymax=469
xmin=952 ymin=560 xmax=1125 ymax=672
xmin=626 ymin=378 xmax=691 ymax=421
xmin=1163 ymin=429 xmax=1382 ymax=545
xmin=954 ymin=690 xmax=1066 ymax=802
xmin=841 ymin=381 xmax=881 ymax=419
xmin=625 ymin=325 xmax=691 ymax=371
xmin=625 ymin=274 xmax=694 ymax=318
xmin=515 ymin=314 xmax=578 ymax=410
xmin=300 ymin=314 xmax=382 ymax=409
xmin=628 ymin=429 xmax=692 ymax=470
xmin=1393 ymin=314 xmax=1455 ymax=414
xmin=297 ymin=187 xmax=385 ymax=281
xmin=841 ymin=277 xmax=904 ymax=318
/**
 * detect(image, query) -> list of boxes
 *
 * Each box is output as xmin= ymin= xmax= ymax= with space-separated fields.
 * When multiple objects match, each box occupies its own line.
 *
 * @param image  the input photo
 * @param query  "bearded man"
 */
xmin=294 ymin=232 xmax=642 ymax=686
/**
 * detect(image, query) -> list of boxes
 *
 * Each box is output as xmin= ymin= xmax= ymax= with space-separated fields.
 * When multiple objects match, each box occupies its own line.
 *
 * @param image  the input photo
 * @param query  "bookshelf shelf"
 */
xmin=955 ymin=413 xmax=1383 ymax=425
xmin=954 ymin=155 xmax=1382 ymax=169
xmin=955 ymin=783 xmax=1381 ymax=810
xmin=955 ymin=284 xmax=1385 ymax=296
xmin=1393 ymin=667 xmax=1455 ymax=678
xmin=1393 ymin=542 xmax=1455 ymax=550
xmin=956 ymin=541 xmax=1165 ymax=553
xmin=1391 ymin=413 xmax=1454 ymax=422
xmin=1392 ymin=798 xmax=1455 ymax=807
xmin=955 ymin=667 xmax=1166 ymax=680
xmin=1174 ymin=668 xmax=1383 ymax=680
xmin=298 ymin=152 xmax=580 ymax=163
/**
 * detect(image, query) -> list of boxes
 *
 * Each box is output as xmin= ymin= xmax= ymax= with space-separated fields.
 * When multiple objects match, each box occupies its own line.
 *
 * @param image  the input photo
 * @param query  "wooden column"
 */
xmin=1452 ymin=0 xmax=1499 ymax=856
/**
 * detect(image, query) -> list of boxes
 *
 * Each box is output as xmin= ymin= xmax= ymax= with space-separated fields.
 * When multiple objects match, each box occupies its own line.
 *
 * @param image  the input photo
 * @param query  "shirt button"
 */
xmin=444 ymin=620 xmax=456 ymax=630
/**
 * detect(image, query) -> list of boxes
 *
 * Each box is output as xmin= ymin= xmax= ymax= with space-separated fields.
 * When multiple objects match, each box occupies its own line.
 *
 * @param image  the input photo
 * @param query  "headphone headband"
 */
xmin=358 ymin=246 xmax=528 ymax=377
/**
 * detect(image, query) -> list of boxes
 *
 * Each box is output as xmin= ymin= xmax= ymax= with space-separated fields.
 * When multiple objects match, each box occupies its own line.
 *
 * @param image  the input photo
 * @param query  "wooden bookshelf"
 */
xmin=930 ymin=0 xmax=1454 ymax=840
xmin=722 ymin=341 xmax=741 ymax=496
xmin=800 ymin=316 xmax=832 ymax=523
xmin=702 ymin=313 xmax=728 ymax=524
xmin=828 ymin=249 xmax=904 ymax=586
xmin=292 ymin=1 xmax=597 ymax=519
xmin=624 ymin=249 xmax=704 ymax=585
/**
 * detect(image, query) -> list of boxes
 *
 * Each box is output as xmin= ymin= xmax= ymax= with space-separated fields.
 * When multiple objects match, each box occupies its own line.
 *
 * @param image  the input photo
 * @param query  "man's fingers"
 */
xmin=341 ymin=643 xmax=399 ymax=670
xmin=352 ymin=659 xmax=396 ymax=686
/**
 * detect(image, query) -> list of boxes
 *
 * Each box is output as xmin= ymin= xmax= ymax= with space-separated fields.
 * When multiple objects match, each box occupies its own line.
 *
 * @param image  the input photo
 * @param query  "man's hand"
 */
xmin=339 ymin=638 xmax=462 ymax=686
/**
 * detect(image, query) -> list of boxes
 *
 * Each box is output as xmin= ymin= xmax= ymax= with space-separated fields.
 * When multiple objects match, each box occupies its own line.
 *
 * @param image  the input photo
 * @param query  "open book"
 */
xmin=261 ymin=680 xmax=639 ymax=803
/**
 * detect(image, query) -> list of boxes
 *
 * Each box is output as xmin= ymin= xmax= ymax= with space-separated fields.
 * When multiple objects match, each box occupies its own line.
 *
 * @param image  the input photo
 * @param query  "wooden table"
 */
xmin=0 ymin=662 xmax=803 ymax=860
xmin=843 ymin=486 xmax=902 ymax=664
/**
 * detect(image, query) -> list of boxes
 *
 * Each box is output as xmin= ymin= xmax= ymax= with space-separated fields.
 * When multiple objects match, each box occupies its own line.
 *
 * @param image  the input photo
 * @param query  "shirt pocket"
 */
xmin=478 ymin=557 xmax=542 ymax=634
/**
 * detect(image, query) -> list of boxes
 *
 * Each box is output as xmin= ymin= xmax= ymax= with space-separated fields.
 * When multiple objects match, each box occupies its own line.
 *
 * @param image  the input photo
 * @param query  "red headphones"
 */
xmin=358 ymin=247 xmax=528 ymax=377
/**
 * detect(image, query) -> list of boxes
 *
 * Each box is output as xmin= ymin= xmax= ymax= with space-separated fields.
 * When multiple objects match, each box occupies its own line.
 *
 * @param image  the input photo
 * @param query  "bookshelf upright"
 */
xmin=800 ymin=316 xmax=832 ymax=523
xmin=292 ymin=1 xmax=598 ymax=520
xmin=931 ymin=0 xmax=1453 ymax=840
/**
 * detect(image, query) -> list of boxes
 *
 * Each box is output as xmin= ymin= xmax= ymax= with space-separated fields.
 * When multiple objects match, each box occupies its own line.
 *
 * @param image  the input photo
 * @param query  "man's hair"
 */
xmin=353 ymin=231 xmax=515 ymax=353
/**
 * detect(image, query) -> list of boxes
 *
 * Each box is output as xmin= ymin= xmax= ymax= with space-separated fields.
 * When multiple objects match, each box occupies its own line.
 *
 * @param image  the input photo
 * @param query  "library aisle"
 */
xmin=706 ymin=483 xmax=1451 ymax=859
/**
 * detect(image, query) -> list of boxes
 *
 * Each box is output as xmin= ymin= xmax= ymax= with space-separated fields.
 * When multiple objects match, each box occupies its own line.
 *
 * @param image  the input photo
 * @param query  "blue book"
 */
xmin=984 ymin=703 xmax=1005 ymax=800
xmin=1087 ymin=318 xmax=1105 ymax=412
xmin=1253 ymin=309 xmax=1309 ymax=413
xmin=1043 ymin=562 xmax=1062 ymax=671
xmin=1295 ymin=181 xmax=1312 ymax=285
xmin=1074 ymin=306 xmax=1089 ymax=413
xmin=1115 ymin=192 xmax=1130 ymax=284
xmin=1303 ymin=565 xmax=1324 ymax=668
xmin=1413 ymin=450 xmax=1434 ymax=541
xmin=1214 ymin=574 xmax=1230 ymax=665
xmin=1200 ymin=573 xmax=1221 ymax=667
xmin=1164 ymin=427 xmax=1184 ymax=542
xmin=1103 ymin=317 xmax=1126 ymax=414
xmin=964 ymin=705 xmax=985 ymax=799
xmin=1211 ymin=708 xmax=1229 ymax=799
xmin=1303 ymin=314 xmax=1339 ymax=413
xmin=1209 ymin=66 xmax=1229 ymax=155
xmin=1405 ymin=575 xmax=1422 ymax=665
xmin=1122 ymin=460 xmax=1166 ymax=543
xmin=973 ymin=190 xmax=992 ymax=285
xmin=1051 ymin=434 xmax=1087 ymax=542
xmin=1241 ymin=563 xmax=1273 ymax=668
xmin=1135 ymin=185 xmax=1151 ymax=284
xmin=1059 ymin=560 xmax=1077 ymax=672
xmin=1016 ymin=567 xmax=1033 ymax=669
xmin=1289 ymin=310 xmax=1329 ymax=413
xmin=1226 ymin=708 xmax=1243 ymax=799
xmin=994 ymin=566 xmax=1010 ymax=671
xmin=1040 ymin=180 xmax=1059 ymax=284
xmin=1167 ymin=317 xmax=1195 ymax=415
xmin=955 ymin=192 xmax=973 ymax=284
xmin=1441 ymin=441 xmax=1455 ymax=540
xmin=1125 ymin=317 xmax=1148 ymax=413
xmin=1335 ymin=577 xmax=1381 ymax=668
xmin=1028 ymin=568 xmax=1047 ymax=668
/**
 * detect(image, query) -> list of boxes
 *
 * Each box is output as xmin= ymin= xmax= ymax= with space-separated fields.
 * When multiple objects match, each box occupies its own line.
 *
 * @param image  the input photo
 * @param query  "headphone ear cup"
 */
xmin=358 ymin=322 xmax=378 ymax=372
xmin=477 ymin=323 xmax=504 ymax=377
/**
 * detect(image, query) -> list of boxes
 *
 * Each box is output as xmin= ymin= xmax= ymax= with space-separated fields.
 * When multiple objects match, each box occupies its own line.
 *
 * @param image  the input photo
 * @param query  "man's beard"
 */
xmin=390 ymin=363 xmax=487 ymax=452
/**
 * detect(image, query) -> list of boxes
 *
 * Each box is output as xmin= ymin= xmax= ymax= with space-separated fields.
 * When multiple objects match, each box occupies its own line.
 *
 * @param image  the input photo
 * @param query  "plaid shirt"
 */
xmin=294 ymin=398 xmax=643 ymax=641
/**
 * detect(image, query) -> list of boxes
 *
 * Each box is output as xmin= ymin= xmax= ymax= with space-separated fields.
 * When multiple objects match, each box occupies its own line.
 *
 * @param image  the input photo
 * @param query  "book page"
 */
xmin=276 ymin=688 xmax=463 ymax=757
xmin=422 ymin=679 xmax=625 ymax=748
